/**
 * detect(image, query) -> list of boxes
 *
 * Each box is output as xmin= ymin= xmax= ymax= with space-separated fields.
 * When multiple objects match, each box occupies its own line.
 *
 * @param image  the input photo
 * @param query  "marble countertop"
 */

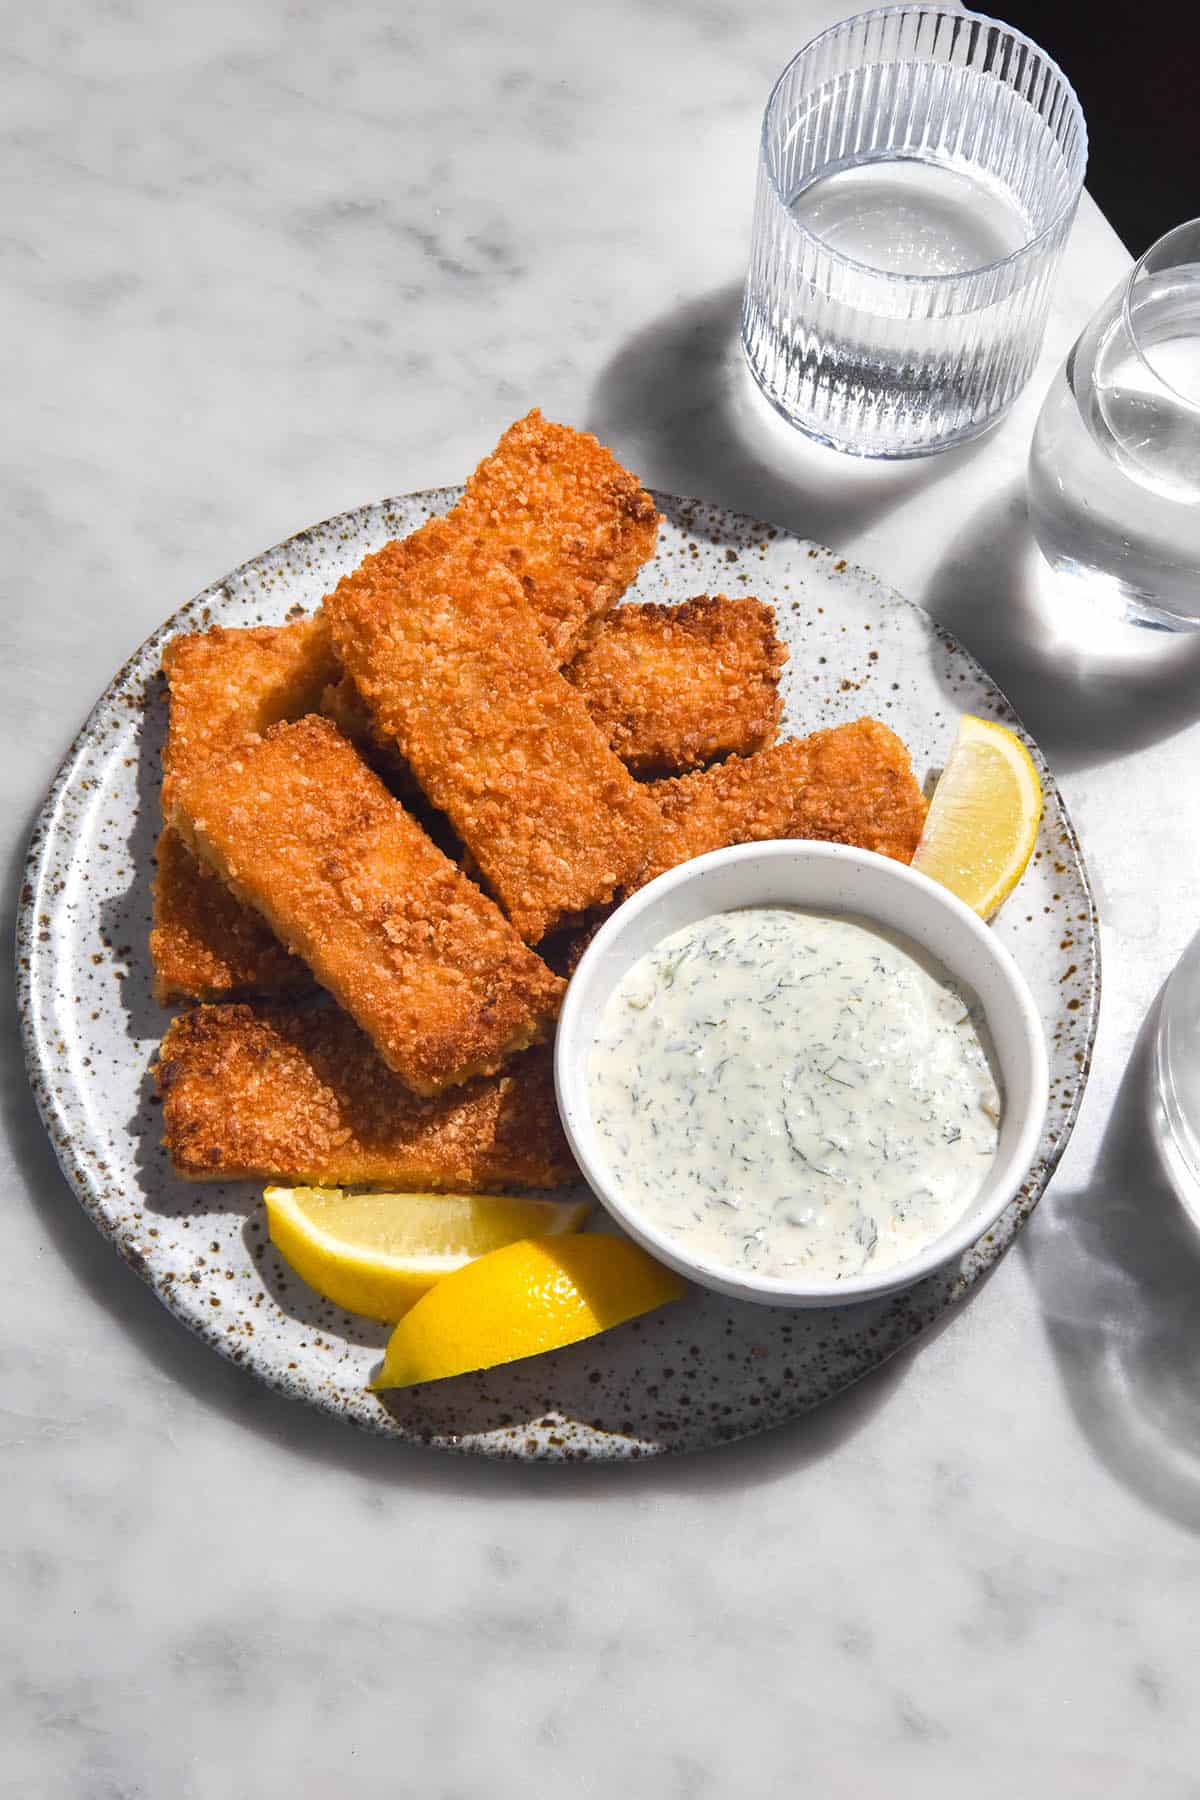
xmin=7 ymin=2 xmax=1200 ymax=1794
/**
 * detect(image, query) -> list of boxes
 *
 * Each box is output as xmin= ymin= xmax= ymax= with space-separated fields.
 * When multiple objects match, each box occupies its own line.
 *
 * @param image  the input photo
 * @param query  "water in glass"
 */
xmin=742 ymin=10 xmax=1086 ymax=458
xmin=789 ymin=158 xmax=1032 ymax=281
xmin=1028 ymin=225 xmax=1200 ymax=629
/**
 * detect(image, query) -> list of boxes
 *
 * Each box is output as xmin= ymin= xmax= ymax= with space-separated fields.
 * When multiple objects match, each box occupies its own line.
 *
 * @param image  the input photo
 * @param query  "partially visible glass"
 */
xmin=1156 ymin=929 xmax=1200 ymax=1229
xmin=742 ymin=7 xmax=1087 ymax=459
xmin=1028 ymin=219 xmax=1200 ymax=630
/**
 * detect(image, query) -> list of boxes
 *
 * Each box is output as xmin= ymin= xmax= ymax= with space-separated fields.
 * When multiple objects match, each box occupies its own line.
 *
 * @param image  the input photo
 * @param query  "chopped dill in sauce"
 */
xmin=587 ymin=907 xmax=1002 ymax=1281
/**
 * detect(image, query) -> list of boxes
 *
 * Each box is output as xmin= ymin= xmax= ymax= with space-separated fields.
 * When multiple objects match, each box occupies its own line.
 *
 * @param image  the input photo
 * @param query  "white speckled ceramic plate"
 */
xmin=17 ymin=491 xmax=1099 ymax=1460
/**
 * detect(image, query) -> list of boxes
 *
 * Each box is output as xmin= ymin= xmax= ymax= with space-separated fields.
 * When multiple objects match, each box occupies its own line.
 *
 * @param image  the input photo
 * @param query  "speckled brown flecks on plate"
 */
xmin=16 ymin=488 xmax=1099 ymax=1461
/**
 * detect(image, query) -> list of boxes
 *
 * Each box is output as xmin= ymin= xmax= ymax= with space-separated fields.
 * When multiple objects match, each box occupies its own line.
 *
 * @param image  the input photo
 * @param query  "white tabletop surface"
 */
xmin=7 ymin=3 xmax=1200 ymax=1796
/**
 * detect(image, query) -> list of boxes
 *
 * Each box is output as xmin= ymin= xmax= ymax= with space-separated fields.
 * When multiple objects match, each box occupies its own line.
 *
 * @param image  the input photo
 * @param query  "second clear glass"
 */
xmin=1028 ymin=217 xmax=1200 ymax=630
xmin=742 ymin=7 xmax=1087 ymax=458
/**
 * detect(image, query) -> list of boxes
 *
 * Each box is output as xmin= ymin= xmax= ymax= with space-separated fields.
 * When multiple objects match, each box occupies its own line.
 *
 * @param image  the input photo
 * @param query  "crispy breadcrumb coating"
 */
xmin=158 ymin=1005 xmax=576 ymax=1189
xmin=448 ymin=408 xmax=659 ymax=660
xmin=324 ymin=517 xmax=663 ymax=943
xmin=153 ymin=615 xmax=338 ymax=1002
xmin=326 ymin=594 xmax=785 ymax=784
xmin=319 ymin=674 xmax=418 ymax=790
xmin=160 ymin=615 xmax=337 ymax=811
xmin=565 ymin=595 xmax=787 ymax=774
xmin=169 ymin=716 xmax=564 ymax=1094
xmin=150 ymin=827 xmax=311 ymax=1004
xmin=636 ymin=718 xmax=927 ymax=888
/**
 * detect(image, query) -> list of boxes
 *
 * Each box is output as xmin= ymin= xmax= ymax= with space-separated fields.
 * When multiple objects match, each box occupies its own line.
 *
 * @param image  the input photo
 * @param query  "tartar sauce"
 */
xmin=587 ymin=907 xmax=1002 ymax=1281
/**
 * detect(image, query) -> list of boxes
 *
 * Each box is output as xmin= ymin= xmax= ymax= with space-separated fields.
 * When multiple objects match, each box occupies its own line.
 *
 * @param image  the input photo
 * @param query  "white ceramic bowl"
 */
xmin=554 ymin=842 xmax=1049 ymax=1308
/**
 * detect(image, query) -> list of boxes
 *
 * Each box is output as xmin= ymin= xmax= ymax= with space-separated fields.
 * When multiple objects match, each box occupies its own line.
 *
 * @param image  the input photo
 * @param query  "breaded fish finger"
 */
xmin=325 ymin=518 xmax=663 ymax=944
xmin=158 ymin=1005 xmax=576 ymax=1189
xmin=169 ymin=716 xmax=564 ymax=1094
xmin=323 ymin=596 xmax=784 ymax=786
xmin=160 ymin=615 xmax=337 ymax=810
xmin=153 ymin=615 xmax=338 ymax=1002
xmin=565 ymin=595 xmax=787 ymax=775
xmin=637 ymin=718 xmax=927 ymax=888
xmin=448 ymin=409 xmax=660 ymax=661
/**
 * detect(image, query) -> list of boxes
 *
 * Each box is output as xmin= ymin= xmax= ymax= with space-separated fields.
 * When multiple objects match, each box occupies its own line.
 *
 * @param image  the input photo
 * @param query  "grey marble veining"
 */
xmin=7 ymin=1 xmax=1200 ymax=1796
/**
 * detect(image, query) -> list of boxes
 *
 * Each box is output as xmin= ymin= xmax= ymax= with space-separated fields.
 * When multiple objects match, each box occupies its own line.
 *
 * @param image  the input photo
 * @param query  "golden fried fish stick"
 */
xmin=161 ymin=615 xmax=337 ymax=809
xmin=565 ymin=595 xmax=787 ymax=774
xmin=637 ymin=719 xmax=927 ymax=888
xmin=448 ymin=409 xmax=659 ymax=660
xmin=158 ymin=1006 xmax=576 ymax=1189
xmin=153 ymin=615 xmax=338 ymax=1002
xmin=325 ymin=518 xmax=663 ymax=944
xmin=169 ymin=716 xmax=564 ymax=1094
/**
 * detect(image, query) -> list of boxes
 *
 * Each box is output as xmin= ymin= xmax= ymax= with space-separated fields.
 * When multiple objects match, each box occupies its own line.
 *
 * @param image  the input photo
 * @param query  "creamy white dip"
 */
xmin=587 ymin=907 xmax=1002 ymax=1281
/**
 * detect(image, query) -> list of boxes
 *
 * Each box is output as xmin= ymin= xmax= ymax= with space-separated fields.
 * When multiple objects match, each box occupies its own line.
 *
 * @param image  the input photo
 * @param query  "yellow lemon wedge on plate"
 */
xmin=263 ymin=1187 xmax=591 ymax=1323
xmin=371 ymin=1234 xmax=687 ymax=1390
xmin=910 ymin=715 xmax=1043 ymax=918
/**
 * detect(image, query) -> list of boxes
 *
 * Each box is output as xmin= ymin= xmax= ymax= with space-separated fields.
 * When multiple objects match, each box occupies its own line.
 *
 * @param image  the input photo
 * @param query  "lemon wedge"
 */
xmin=371 ymin=1234 xmax=686 ymax=1390
xmin=910 ymin=715 xmax=1043 ymax=918
xmin=263 ymin=1187 xmax=591 ymax=1323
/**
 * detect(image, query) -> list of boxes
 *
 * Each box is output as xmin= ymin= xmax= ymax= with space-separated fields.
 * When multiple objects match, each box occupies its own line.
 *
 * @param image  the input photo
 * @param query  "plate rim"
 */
xmin=14 ymin=485 xmax=1102 ymax=1459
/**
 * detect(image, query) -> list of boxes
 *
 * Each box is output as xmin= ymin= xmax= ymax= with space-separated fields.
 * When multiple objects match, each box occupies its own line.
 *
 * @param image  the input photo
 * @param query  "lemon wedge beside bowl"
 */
xmin=264 ymin=1186 xmax=591 ymax=1323
xmin=911 ymin=715 xmax=1043 ymax=918
xmin=371 ymin=1235 xmax=686 ymax=1390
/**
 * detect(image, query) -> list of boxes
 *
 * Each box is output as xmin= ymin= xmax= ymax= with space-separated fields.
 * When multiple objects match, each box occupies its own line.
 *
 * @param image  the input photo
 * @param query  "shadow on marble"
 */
xmin=586 ymin=281 xmax=997 ymax=557
xmin=1020 ymin=998 xmax=1200 ymax=1535
xmin=924 ymin=483 xmax=1200 ymax=777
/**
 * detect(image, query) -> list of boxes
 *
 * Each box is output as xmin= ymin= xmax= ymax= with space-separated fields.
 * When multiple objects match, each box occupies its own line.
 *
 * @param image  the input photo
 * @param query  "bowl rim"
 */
xmin=554 ymin=840 xmax=1050 ymax=1307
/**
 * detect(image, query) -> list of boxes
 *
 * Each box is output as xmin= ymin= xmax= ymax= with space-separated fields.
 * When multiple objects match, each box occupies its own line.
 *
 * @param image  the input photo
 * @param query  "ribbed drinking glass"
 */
xmin=742 ymin=7 xmax=1087 ymax=458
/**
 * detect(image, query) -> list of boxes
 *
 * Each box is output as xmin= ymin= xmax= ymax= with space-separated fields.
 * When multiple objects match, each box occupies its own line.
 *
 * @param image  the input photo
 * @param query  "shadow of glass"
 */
xmin=586 ymin=281 xmax=1000 ymax=554
xmin=1020 ymin=996 xmax=1200 ymax=1534
xmin=924 ymin=481 xmax=1200 ymax=775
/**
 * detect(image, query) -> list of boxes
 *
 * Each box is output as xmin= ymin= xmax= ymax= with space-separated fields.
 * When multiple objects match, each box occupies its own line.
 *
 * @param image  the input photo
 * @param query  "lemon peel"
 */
xmin=371 ymin=1234 xmax=686 ymax=1389
xmin=911 ymin=715 xmax=1042 ymax=918
xmin=264 ymin=1186 xmax=591 ymax=1323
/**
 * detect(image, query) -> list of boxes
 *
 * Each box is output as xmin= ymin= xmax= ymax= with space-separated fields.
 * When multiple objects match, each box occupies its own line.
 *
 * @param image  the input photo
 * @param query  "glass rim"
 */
xmin=760 ymin=4 xmax=1089 ymax=289
xmin=1122 ymin=217 xmax=1200 ymax=415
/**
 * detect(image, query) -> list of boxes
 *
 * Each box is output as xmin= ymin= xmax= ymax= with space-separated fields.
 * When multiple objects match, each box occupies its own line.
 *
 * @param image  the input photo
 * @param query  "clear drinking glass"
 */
xmin=1156 ymin=929 xmax=1200 ymax=1229
xmin=1028 ymin=219 xmax=1200 ymax=630
xmin=742 ymin=7 xmax=1087 ymax=458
